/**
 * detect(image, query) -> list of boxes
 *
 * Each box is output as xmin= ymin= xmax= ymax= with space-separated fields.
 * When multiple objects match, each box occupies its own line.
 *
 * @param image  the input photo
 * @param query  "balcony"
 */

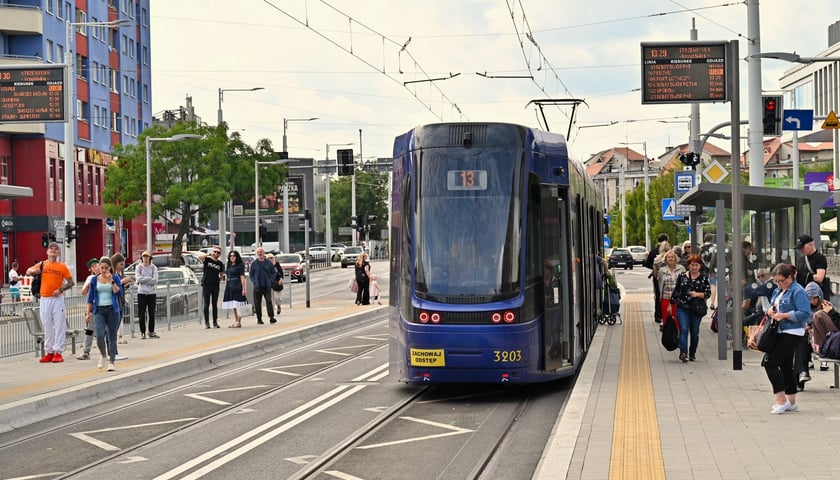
xmin=0 ymin=5 xmax=43 ymax=35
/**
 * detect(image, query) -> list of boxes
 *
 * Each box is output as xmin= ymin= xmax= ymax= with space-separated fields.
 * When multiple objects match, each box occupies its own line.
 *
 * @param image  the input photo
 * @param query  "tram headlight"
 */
xmin=491 ymin=312 xmax=502 ymax=323
xmin=419 ymin=311 xmax=430 ymax=323
xmin=503 ymin=311 xmax=516 ymax=323
xmin=430 ymin=312 xmax=441 ymax=323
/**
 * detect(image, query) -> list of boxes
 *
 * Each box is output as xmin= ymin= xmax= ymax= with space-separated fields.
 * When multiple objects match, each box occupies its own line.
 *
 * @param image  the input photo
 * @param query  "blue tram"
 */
xmin=388 ymin=122 xmax=606 ymax=383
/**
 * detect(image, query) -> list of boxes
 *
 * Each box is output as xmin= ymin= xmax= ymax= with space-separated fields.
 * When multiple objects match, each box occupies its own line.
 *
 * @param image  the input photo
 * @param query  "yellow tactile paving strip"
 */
xmin=609 ymin=294 xmax=666 ymax=480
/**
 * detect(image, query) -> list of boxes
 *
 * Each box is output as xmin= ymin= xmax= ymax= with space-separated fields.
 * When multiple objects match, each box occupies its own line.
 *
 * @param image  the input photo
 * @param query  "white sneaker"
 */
xmin=115 ymin=354 xmax=128 ymax=361
xmin=97 ymin=356 xmax=105 ymax=369
xmin=771 ymin=403 xmax=789 ymax=415
xmin=786 ymin=403 xmax=799 ymax=412
xmin=107 ymin=362 xmax=115 ymax=372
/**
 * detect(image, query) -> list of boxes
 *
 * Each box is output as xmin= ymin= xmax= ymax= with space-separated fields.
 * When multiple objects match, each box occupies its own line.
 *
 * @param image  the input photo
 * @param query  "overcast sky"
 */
xmin=148 ymin=0 xmax=837 ymax=162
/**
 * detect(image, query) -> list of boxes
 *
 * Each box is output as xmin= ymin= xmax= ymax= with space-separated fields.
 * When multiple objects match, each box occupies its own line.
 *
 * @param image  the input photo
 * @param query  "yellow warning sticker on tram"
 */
xmin=410 ymin=348 xmax=445 ymax=367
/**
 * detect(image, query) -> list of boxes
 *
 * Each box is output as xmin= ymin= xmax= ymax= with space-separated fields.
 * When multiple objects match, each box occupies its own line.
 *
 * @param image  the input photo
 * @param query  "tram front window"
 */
xmin=414 ymin=147 xmax=521 ymax=300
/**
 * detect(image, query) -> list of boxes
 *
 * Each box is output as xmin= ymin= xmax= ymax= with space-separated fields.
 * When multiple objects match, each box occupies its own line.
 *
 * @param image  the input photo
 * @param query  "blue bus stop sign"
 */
xmin=604 ymin=235 xmax=611 ymax=248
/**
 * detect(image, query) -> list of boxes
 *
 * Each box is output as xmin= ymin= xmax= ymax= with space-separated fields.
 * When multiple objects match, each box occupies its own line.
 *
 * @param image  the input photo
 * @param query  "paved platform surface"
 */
xmin=0 ymin=297 xmax=385 ymax=434
xmin=536 ymin=288 xmax=840 ymax=480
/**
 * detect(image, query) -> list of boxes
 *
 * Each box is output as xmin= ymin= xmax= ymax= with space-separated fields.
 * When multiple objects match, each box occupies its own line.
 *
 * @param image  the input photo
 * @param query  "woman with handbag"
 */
xmin=222 ymin=250 xmax=248 ymax=328
xmin=756 ymin=263 xmax=811 ymax=414
xmin=657 ymin=250 xmax=685 ymax=332
xmin=671 ymin=254 xmax=711 ymax=363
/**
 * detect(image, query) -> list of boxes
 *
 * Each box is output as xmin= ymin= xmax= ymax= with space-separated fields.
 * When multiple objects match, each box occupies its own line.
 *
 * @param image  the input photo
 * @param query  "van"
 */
xmin=250 ymin=242 xmax=283 ymax=254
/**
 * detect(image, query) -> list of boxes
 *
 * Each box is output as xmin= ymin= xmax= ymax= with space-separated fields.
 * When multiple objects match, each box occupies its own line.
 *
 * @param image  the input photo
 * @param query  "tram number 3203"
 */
xmin=493 ymin=350 xmax=523 ymax=363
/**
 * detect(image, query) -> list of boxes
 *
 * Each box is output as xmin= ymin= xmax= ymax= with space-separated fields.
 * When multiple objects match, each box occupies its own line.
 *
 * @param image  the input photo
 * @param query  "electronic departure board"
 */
xmin=641 ymin=41 xmax=728 ymax=104
xmin=0 ymin=65 xmax=66 ymax=123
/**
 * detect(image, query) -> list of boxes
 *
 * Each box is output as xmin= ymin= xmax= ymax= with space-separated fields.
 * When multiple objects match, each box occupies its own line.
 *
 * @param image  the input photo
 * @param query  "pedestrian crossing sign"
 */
xmin=662 ymin=198 xmax=681 ymax=220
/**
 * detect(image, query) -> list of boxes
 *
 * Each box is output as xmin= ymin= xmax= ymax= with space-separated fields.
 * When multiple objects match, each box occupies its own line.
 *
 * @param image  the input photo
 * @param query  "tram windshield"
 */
xmin=414 ymin=147 xmax=521 ymax=300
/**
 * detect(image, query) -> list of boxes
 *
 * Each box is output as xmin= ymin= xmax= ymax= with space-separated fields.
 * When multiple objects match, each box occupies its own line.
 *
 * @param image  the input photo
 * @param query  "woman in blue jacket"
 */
xmin=85 ymin=256 xmax=124 ymax=372
xmin=761 ymin=263 xmax=811 ymax=414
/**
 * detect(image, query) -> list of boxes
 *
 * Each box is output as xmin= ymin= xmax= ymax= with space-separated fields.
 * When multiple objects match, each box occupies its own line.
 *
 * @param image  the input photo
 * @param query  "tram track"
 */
xmin=0 ymin=320 xmax=389 ymax=479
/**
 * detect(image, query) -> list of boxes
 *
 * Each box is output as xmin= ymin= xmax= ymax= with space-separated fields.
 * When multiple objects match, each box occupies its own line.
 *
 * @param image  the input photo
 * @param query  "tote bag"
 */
xmin=661 ymin=316 xmax=679 ymax=351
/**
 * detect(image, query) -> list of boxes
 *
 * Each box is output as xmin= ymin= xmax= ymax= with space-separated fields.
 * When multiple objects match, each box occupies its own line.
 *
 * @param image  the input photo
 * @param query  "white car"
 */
xmin=626 ymin=246 xmax=649 ymax=265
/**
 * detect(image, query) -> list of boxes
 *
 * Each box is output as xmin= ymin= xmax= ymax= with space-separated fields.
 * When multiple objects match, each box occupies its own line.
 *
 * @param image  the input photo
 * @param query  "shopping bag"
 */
xmin=348 ymin=277 xmax=358 ymax=293
xmin=661 ymin=316 xmax=679 ymax=351
xmin=236 ymin=303 xmax=253 ymax=317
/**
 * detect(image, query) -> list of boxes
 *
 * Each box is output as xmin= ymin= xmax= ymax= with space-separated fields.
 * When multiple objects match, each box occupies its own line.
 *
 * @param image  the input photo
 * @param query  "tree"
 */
xmin=103 ymin=122 xmax=284 ymax=262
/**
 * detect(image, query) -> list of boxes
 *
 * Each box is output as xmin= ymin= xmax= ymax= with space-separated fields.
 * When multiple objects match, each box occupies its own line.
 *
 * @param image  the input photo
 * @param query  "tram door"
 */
xmin=541 ymin=185 xmax=572 ymax=371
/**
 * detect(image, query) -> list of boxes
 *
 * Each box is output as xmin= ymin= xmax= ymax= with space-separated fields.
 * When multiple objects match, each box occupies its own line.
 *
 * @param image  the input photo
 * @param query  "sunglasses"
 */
xmin=213 ymin=251 xmax=221 ymax=255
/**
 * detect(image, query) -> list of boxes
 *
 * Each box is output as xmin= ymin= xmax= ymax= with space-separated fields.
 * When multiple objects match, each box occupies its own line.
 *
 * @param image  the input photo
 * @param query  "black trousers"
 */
xmin=203 ymin=284 xmax=220 ymax=324
xmin=137 ymin=293 xmax=157 ymax=334
xmin=356 ymin=278 xmax=370 ymax=305
xmin=253 ymin=287 xmax=274 ymax=321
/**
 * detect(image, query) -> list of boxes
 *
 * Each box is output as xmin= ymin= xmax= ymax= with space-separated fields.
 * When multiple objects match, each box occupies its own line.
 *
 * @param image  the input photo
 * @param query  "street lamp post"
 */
xmin=145 ymin=134 xmax=202 ymax=251
xmin=325 ymin=142 xmax=354 ymax=259
xmin=255 ymin=159 xmax=290 ymax=247
xmin=621 ymin=141 xmax=650 ymax=250
xmin=64 ymin=18 xmax=129 ymax=278
xmin=216 ymin=86 xmax=264 ymax=258
xmin=282 ymin=117 xmax=318 ymax=252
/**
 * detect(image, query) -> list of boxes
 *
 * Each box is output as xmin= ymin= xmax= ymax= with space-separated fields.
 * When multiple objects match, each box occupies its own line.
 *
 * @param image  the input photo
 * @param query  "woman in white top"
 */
xmin=657 ymin=250 xmax=686 ymax=325
xmin=135 ymin=251 xmax=159 ymax=339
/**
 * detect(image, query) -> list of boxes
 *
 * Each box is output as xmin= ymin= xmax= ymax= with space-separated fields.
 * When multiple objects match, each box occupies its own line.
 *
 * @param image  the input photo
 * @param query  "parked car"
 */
xmin=132 ymin=266 xmax=201 ymax=317
xmin=275 ymin=253 xmax=307 ymax=282
xmin=312 ymin=243 xmax=344 ymax=261
xmin=295 ymin=246 xmax=332 ymax=263
xmin=124 ymin=252 xmax=204 ymax=280
xmin=249 ymin=241 xmax=283 ymax=254
xmin=626 ymin=246 xmax=649 ymax=265
xmin=608 ymin=248 xmax=634 ymax=270
xmin=341 ymin=246 xmax=366 ymax=268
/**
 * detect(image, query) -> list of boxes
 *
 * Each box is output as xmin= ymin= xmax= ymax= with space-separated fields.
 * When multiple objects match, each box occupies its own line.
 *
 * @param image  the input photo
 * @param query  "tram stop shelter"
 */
xmin=678 ymin=182 xmax=831 ymax=365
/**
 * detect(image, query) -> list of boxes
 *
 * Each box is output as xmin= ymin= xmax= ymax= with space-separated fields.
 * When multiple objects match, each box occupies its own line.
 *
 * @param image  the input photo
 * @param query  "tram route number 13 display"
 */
xmin=447 ymin=170 xmax=487 ymax=191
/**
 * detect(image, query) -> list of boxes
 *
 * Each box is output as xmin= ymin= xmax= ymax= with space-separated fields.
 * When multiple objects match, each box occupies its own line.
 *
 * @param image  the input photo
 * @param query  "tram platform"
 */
xmin=535 ymin=288 xmax=840 ymax=480
xmin=0 ymin=297 xmax=386 ymax=434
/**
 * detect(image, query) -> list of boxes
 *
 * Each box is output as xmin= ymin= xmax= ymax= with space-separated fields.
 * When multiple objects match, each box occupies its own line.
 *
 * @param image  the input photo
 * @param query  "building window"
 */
xmin=46 ymin=0 xmax=54 ymax=15
xmin=141 ymin=7 xmax=148 ymax=27
xmin=58 ymin=160 xmax=64 ymax=202
xmin=49 ymin=159 xmax=56 ymax=201
xmin=93 ymin=105 xmax=100 ymax=127
xmin=57 ymin=1 xmax=65 ymax=20
xmin=1 ymin=156 xmax=9 ymax=185
xmin=110 ymin=69 xmax=118 ymax=92
xmin=142 ymin=46 xmax=148 ymax=65
xmin=143 ymin=84 xmax=149 ymax=104
xmin=56 ymin=44 xmax=64 ymax=63
xmin=75 ymin=9 xmax=88 ymax=35
xmin=77 ymin=165 xmax=83 ymax=204
xmin=94 ymin=168 xmax=101 ymax=205
xmin=111 ymin=112 xmax=119 ymax=132
xmin=46 ymin=40 xmax=54 ymax=63
xmin=87 ymin=167 xmax=93 ymax=203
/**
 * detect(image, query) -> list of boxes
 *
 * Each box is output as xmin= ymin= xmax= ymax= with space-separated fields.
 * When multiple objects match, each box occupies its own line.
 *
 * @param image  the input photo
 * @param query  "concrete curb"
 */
xmin=0 ymin=308 xmax=384 ymax=434
xmin=531 ymin=285 xmax=621 ymax=480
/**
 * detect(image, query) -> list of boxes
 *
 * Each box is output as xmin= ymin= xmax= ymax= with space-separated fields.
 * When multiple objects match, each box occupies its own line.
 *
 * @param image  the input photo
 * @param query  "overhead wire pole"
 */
xmin=282 ymin=117 xmax=318 ymax=253
xmin=217 ymin=86 xmax=263 ymax=259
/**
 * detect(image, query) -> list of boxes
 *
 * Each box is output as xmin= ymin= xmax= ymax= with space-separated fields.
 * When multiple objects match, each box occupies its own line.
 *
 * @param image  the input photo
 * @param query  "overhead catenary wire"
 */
xmin=261 ymin=0 xmax=466 ymax=122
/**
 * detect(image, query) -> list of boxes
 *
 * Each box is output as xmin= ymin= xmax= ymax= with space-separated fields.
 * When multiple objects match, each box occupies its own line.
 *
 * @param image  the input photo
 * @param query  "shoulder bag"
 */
xmin=661 ymin=316 xmax=679 ymax=351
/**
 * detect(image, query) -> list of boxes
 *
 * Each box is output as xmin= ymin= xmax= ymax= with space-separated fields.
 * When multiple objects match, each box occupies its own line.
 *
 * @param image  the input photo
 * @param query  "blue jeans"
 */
xmin=676 ymin=306 xmax=702 ymax=357
xmin=94 ymin=305 xmax=120 ymax=362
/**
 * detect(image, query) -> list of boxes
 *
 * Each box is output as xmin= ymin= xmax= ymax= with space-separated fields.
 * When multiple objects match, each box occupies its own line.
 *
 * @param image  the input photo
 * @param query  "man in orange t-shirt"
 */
xmin=26 ymin=242 xmax=74 ymax=363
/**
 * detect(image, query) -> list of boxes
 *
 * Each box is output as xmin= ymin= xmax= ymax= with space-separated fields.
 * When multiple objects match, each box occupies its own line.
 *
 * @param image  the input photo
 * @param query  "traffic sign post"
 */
xmin=783 ymin=109 xmax=814 ymax=131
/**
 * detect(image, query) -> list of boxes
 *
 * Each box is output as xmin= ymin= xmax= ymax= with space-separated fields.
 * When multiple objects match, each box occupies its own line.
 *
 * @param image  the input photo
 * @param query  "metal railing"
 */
xmin=0 ymin=276 xmax=301 ymax=358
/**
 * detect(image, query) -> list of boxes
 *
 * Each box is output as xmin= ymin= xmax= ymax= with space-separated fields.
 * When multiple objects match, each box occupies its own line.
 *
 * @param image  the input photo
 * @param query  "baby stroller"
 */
xmin=598 ymin=274 xmax=622 ymax=325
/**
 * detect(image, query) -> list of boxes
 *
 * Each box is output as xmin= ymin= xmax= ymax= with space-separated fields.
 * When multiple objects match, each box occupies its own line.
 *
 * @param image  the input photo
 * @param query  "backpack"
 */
xmin=820 ymin=331 xmax=840 ymax=359
xmin=700 ymin=243 xmax=716 ymax=272
xmin=30 ymin=261 xmax=45 ymax=299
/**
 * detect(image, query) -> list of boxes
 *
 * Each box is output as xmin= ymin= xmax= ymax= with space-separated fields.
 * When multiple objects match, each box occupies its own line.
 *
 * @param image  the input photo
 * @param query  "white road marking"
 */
xmin=70 ymin=418 xmax=198 ymax=451
xmin=116 ymin=456 xmax=147 ymax=464
xmin=154 ymin=363 xmax=388 ymax=480
xmin=356 ymin=416 xmax=474 ymax=450
xmin=325 ymin=471 xmax=365 ymax=480
xmin=260 ymin=361 xmax=336 ymax=377
xmin=5 ymin=474 xmax=66 ymax=480
xmin=285 ymin=454 xmax=318 ymax=465
xmin=183 ymin=385 xmax=269 ymax=406
xmin=315 ymin=344 xmax=380 ymax=357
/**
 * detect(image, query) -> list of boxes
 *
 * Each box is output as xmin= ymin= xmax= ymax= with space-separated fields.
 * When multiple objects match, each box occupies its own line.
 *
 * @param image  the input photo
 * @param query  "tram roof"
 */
xmin=677 ymin=182 xmax=830 ymax=212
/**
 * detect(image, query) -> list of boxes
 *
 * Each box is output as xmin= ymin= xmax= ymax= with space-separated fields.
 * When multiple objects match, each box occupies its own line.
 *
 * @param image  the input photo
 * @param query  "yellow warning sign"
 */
xmin=822 ymin=111 xmax=840 ymax=130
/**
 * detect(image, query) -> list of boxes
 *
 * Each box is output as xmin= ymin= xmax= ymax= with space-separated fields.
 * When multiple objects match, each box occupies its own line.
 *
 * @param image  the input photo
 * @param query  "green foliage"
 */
xmin=103 ymin=122 xmax=284 ymax=257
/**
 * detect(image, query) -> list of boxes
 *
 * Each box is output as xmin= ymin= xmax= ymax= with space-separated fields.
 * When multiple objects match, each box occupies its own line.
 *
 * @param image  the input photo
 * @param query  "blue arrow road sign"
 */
xmin=783 ymin=109 xmax=814 ymax=131
xmin=661 ymin=198 xmax=682 ymax=220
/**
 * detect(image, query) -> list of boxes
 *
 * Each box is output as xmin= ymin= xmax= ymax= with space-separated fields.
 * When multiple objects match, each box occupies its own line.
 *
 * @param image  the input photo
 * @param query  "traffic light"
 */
xmin=679 ymin=152 xmax=701 ymax=167
xmin=41 ymin=233 xmax=49 ymax=248
xmin=337 ymin=149 xmax=354 ymax=176
xmin=762 ymin=95 xmax=783 ymax=136
xmin=65 ymin=222 xmax=79 ymax=244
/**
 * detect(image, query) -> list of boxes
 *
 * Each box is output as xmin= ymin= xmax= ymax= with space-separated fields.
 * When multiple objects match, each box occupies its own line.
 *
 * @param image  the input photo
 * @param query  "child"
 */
xmin=370 ymin=279 xmax=382 ymax=305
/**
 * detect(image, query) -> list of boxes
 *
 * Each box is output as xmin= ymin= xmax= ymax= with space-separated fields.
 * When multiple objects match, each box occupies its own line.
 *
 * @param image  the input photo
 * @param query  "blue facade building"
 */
xmin=0 ymin=0 xmax=151 ymax=279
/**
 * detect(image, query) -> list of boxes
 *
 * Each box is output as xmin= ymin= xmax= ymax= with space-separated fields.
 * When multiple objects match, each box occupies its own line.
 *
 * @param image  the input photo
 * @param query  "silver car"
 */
xmin=626 ymin=246 xmax=649 ymax=265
